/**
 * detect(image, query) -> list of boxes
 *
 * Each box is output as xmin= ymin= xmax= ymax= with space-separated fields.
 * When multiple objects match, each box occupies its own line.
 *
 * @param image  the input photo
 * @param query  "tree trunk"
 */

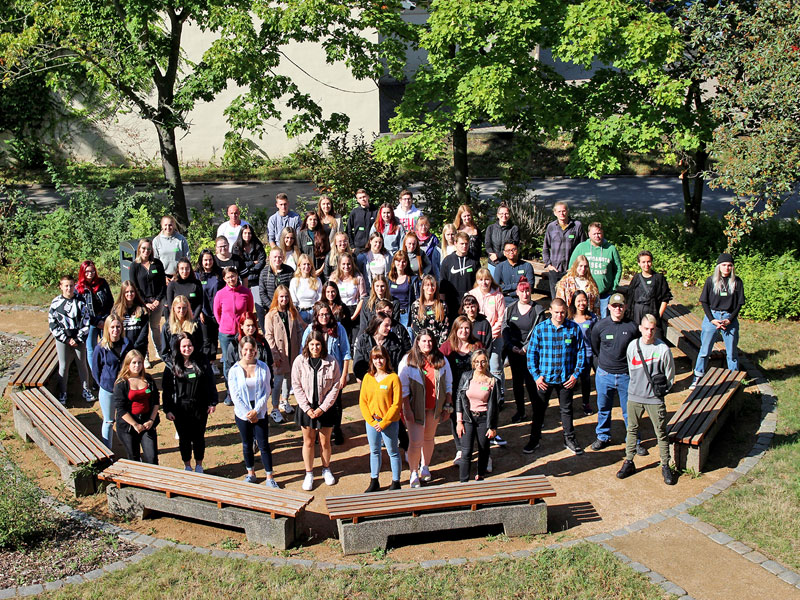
xmin=155 ymin=123 xmax=188 ymax=225
xmin=453 ymin=122 xmax=468 ymax=204
xmin=682 ymin=145 xmax=707 ymax=235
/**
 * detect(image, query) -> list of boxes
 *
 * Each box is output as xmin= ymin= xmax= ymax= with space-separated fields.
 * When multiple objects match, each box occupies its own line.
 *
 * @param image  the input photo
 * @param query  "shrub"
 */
xmin=416 ymin=159 xmax=484 ymax=231
xmin=0 ymin=456 xmax=57 ymax=549
xmin=736 ymin=252 xmax=800 ymax=321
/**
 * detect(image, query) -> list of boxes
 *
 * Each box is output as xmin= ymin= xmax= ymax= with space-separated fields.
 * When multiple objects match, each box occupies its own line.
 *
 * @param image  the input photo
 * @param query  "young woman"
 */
xmin=224 ymin=313 xmax=275 ymax=413
xmin=317 ymin=195 xmax=342 ymax=244
xmin=289 ymin=253 xmax=322 ymax=324
xmin=460 ymin=294 xmax=493 ymax=351
xmin=453 ymin=204 xmax=482 ymax=260
xmin=160 ymin=295 xmax=203 ymax=371
xmin=162 ymin=333 xmax=217 ymax=473
xmin=113 ymin=350 xmax=160 ymax=464
xmin=440 ymin=316 xmax=483 ymax=464
xmin=298 ymin=211 xmax=330 ymax=276
xmin=112 ymin=281 xmax=149 ymax=358
xmin=555 ymin=255 xmax=600 ymax=313
xmin=195 ymin=249 xmax=222 ymax=369
xmin=369 ymin=204 xmax=406 ymax=254
xmin=321 ymin=281 xmax=353 ymax=338
xmin=323 ymin=232 xmax=352 ymax=281
xmin=440 ymin=223 xmax=457 ymax=262
xmin=398 ymin=330 xmax=453 ymax=487
xmin=228 ymin=335 xmax=279 ymax=487
xmin=278 ymin=226 xmax=302 ymax=270
xmin=213 ymin=267 xmax=254 ymax=395
xmin=329 ymin=252 xmax=367 ymax=342
xmin=214 ymin=236 xmax=245 ymax=273
xmin=292 ymin=330 xmax=342 ymax=490
xmin=691 ymin=253 xmax=745 ymax=389
xmin=91 ymin=314 xmax=132 ymax=448
xmin=152 ymin=215 xmax=190 ymax=281
xmin=264 ymin=285 xmax=303 ymax=420
xmin=626 ymin=250 xmax=673 ymax=333
xmin=232 ymin=224 xmax=267 ymax=325
xmin=456 ymin=349 xmax=499 ymax=482
xmin=359 ymin=345 xmax=403 ymax=492
xmin=49 ymin=274 xmax=93 ymax=405
xmin=403 ymin=232 xmax=432 ymax=278
xmin=466 ymin=268 xmax=506 ymax=404
xmin=410 ymin=275 xmax=449 ymax=345
xmin=569 ymin=290 xmax=598 ymax=416
xmin=503 ymin=277 xmax=545 ymax=422
xmin=357 ymin=232 xmax=392 ymax=287
xmin=415 ymin=217 xmax=440 ymax=279
xmin=352 ymin=314 xmax=408 ymax=381
xmin=360 ymin=275 xmax=394 ymax=331
xmin=76 ymin=260 xmax=113 ymax=372
xmin=166 ymin=258 xmax=203 ymax=321
xmin=129 ymin=238 xmax=166 ymax=366
xmin=387 ymin=250 xmax=421 ymax=337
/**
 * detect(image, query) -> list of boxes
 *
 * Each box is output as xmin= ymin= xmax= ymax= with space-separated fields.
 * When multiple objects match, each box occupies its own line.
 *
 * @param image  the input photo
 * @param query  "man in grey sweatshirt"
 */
xmin=617 ymin=313 xmax=678 ymax=485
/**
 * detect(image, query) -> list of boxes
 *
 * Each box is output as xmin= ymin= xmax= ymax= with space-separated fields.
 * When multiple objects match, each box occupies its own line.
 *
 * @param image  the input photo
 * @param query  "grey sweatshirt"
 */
xmin=625 ymin=338 xmax=675 ymax=404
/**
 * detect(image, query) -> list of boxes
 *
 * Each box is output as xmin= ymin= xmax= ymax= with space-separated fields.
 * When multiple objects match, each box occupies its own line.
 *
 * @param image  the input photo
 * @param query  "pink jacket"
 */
xmin=466 ymin=288 xmax=505 ymax=339
xmin=264 ymin=309 xmax=304 ymax=376
xmin=291 ymin=354 xmax=341 ymax=413
xmin=213 ymin=285 xmax=253 ymax=335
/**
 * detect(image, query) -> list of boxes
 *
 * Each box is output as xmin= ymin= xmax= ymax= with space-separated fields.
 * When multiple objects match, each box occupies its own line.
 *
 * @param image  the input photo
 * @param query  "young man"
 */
xmin=394 ymin=189 xmax=422 ymax=233
xmin=484 ymin=203 xmax=520 ymax=277
xmin=542 ymin=201 xmax=585 ymax=300
xmin=267 ymin=193 xmax=302 ymax=248
xmin=216 ymin=204 xmax=250 ymax=249
xmin=617 ymin=314 xmax=677 ymax=485
xmin=568 ymin=221 xmax=621 ymax=317
xmin=214 ymin=236 xmax=245 ymax=274
xmin=345 ymin=189 xmax=377 ymax=251
xmin=49 ymin=274 xmax=93 ymax=405
xmin=494 ymin=240 xmax=536 ymax=306
xmin=524 ymin=297 xmax=586 ymax=455
xmin=440 ymin=232 xmax=480 ymax=322
xmin=590 ymin=292 xmax=640 ymax=452
xmin=152 ymin=214 xmax=191 ymax=282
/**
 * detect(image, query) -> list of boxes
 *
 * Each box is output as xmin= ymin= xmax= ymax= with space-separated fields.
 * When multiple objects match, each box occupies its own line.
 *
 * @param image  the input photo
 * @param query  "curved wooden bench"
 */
xmin=12 ymin=387 xmax=114 ymax=496
xmin=8 ymin=335 xmax=58 ymax=389
xmin=326 ymin=476 xmax=556 ymax=554
xmin=99 ymin=460 xmax=313 ymax=549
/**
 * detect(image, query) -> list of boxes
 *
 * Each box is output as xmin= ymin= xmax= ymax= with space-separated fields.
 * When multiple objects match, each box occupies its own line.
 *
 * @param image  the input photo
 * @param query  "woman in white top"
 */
xmin=278 ymin=226 xmax=302 ymax=271
xmin=323 ymin=232 xmax=352 ymax=281
xmin=329 ymin=251 xmax=368 ymax=342
xmin=227 ymin=335 xmax=279 ymax=487
xmin=357 ymin=232 xmax=392 ymax=287
xmin=441 ymin=223 xmax=457 ymax=263
xmin=289 ymin=254 xmax=322 ymax=324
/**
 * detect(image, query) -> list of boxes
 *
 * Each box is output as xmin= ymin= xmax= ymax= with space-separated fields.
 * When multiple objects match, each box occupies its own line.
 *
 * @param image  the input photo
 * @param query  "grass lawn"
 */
xmin=38 ymin=544 xmax=670 ymax=600
xmin=669 ymin=287 xmax=800 ymax=570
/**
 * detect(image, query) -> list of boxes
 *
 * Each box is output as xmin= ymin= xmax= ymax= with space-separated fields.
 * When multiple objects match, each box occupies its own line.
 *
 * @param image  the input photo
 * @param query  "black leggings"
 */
xmin=459 ymin=412 xmax=491 ymax=482
xmin=174 ymin=413 xmax=208 ymax=463
xmin=508 ymin=351 xmax=538 ymax=414
xmin=116 ymin=415 xmax=158 ymax=464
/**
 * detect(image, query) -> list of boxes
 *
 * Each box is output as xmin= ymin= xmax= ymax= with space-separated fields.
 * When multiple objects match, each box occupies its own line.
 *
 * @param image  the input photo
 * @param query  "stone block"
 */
xmin=743 ymin=551 xmax=767 ymax=564
xmin=18 ymin=584 xmax=44 ymax=596
xmin=336 ymin=500 xmax=547 ymax=555
xmin=725 ymin=541 xmax=751 ymax=555
xmin=691 ymin=521 xmax=718 ymax=536
xmin=778 ymin=570 xmax=800 ymax=586
xmin=761 ymin=560 xmax=785 ymax=575
xmin=0 ymin=588 xmax=17 ymax=599
xmin=709 ymin=532 xmax=734 ymax=545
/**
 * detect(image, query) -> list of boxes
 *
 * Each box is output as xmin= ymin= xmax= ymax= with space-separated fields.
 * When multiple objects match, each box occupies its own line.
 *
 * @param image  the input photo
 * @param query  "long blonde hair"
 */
xmin=712 ymin=263 xmax=737 ymax=295
xmin=99 ymin=314 xmax=125 ymax=350
xmin=115 ymin=350 xmax=146 ymax=384
xmin=168 ymin=295 xmax=197 ymax=334
xmin=278 ymin=226 xmax=302 ymax=263
xmin=293 ymin=254 xmax=320 ymax=290
xmin=566 ymin=255 xmax=600 ymax=296
xmin=441 ymin=223 xmax=457 ymax=256
xmin=113 ymin=280 xmax=147 ymax=320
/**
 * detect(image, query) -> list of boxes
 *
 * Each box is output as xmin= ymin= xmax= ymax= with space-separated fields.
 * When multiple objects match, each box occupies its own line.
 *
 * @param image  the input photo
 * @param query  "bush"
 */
xmin=0 ymin=456 xmax=56 ymax=549
xmin=416 ymin=159 xmax=484 ymax=232
xmin=736 ymin=252 xmax=800 ymax=321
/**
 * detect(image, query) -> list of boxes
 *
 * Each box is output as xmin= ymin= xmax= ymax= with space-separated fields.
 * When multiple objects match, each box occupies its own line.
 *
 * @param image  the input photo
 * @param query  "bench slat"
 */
xmin=663 ymin=305 xmax=726 ymax=355
xmin=10 ymin=336 xmax=59 ymax=387
xmin=38 ymin=387 xmax=115 ymax=460
xmin=687 ymin=372 xmax=744 ymax=445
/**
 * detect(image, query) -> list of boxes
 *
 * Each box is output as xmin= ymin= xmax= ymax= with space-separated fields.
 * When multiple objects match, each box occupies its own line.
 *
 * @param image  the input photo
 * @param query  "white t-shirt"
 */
xmin=290 ymin=277 xmax=322 ymax=309
xmin=216 ymin=220 xmax=250 ymax=249
xmin=395 ymin=204 xmax=422 ymax=232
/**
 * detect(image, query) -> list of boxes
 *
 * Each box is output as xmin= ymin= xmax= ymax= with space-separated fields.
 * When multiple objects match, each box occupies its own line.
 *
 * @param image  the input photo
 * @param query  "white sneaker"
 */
xmin=453 ymin=450 xmax=462 ymax=465
xmin=302 ymin=472 xmax=314 ymax=491
xmin=82 ymin=388 xmax=96 ymax=403
xmin=270 ymin=409 xmax=284 ymax=424
xmin=174 ymin=431 xmax=180 ymax=440
xmin=689 ymin=377 xmax=698 ymax=391
xmin=322 ymin=468 xmax=336 ymax=486
xmin=420 ymin=465 xmax=432 ymax=482
xmin=409 ymin=470 xmax=420 ymax=488
xmin=486 ymin=457 xmax=493 ymax=473
xmin=279 ymin=398 xmax=294 ymax=414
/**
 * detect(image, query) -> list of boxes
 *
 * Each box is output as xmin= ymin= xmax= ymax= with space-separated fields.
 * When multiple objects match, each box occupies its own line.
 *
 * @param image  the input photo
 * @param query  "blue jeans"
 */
xmin=299 ymin=309 xmax=313 ymax=324
xmin=694 ymin=311 xmax=740 ymax=378
xmin=398 ymin=310 xmax=413 ymax=340
xmin=271 ymin=373 xmax=290 ymax=408
xmin=86 ymin=324 xmax=100 ymax=375
xmin=219 ymin=333 xmax=238 ymax=379
xmin=598 ymin=294 xmax=611 ymax=318
xmin=98 ymin=388 xmax=115 ymax=449
xmin=487 ymin=263 xmax=496 ymax=279
xmin=594 ymin=367 xmax=630 ymax=442
xmin=235 ymin=415 xmax=272 ymax=472
xmin=489 ymin=337 xmax=505 ymax=401
xmin=365 ymin=420 xmax=401 ymax=480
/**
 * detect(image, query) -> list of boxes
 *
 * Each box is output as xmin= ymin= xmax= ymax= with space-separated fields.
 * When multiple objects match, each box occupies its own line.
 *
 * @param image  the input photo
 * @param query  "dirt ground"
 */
xmin=0 ymin=308 xmax=762 ymax=563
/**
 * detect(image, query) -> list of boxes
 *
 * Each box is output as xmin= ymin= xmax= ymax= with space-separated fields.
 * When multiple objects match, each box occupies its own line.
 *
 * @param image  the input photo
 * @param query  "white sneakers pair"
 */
xmin=302 ymin=468 xmax=336 ymax=491
xmin=409 ymin=466 xmax=432 ymax=488
xmin=270 ymin=400 xmax=295 ymax=424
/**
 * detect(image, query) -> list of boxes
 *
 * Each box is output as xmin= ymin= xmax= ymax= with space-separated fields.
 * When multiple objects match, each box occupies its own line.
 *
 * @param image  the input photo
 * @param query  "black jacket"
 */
xmin=166 ymin=278 xmax=204 ymax=320
xmin=626 ymin=272 xmax=672 ymax=327
xmin=456 ymin=370 xmax=500 ymax=429
xmin=346 ymin=205 xmax=377 ymax=250
xmin=159 ymin=322 xmax=204 ymax=372
xmin=470 ymin=314 xmax=493 ymax=350
xmin=484 ymin=223 xmax=521 ymax=266
xmin=233 ymin=242 xmax=267 ymax=288
xmin=259 ymin=264 xmax=295 ymax=308
xmin=130 ymin=260 xmax=167 ymax=303
xmin=79 ymin=280 xmax=114 ymax=327
xmin=162 ymin=360 xmax=217 ymax=420
xmin=113 ymin=373 xmax=160 ymax=423
xmin=352 ymin=331 xmax=408 ymax=380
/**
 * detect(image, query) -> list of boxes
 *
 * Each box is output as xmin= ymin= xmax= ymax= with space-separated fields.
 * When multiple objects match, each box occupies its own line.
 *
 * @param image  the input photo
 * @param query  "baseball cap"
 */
xmin=608 ymin=292 xmax=626 ymax=306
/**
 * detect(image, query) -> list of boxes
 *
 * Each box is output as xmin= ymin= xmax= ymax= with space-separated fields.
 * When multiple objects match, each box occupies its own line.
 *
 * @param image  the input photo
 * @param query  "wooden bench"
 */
xmin=663 ymin=304 xmax=727 ymax=362
xmin=528 ymin=260 xmax=553 ymax=294
xmin=12 ymin=387 xmax=114 ymax=496
xmin=326 ymin=475 xmax=556 ymax=554
xmin=667 ymin=366 xmax=746 ymax=472
xmin=8 ymin=335 xmax=58 ymax=390
xmin=98 ymin=460 xmax=314 ymax=549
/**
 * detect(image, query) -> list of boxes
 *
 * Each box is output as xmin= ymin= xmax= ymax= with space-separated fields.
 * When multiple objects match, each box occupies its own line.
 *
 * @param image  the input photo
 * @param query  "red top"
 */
xmin=423 ymin=360 xmax=436 ymax=410
xmin=129 ymin=387 xmax=150 ymax=416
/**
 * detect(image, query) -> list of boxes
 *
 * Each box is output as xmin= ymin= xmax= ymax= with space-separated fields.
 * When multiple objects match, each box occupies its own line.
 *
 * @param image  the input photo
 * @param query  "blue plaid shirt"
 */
xmin=527 ymin=318 xmax=586 ymax=384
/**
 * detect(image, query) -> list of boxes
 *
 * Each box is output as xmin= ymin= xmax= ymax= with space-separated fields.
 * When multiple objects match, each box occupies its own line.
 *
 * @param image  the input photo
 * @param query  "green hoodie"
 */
xmin=568 ymin=239 xmax=622 ymax=295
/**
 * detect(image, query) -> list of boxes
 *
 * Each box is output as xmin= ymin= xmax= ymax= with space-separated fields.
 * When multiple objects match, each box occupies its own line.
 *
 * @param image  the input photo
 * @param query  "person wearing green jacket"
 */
xmin=568 ymin=222 xmax=622 ymax=318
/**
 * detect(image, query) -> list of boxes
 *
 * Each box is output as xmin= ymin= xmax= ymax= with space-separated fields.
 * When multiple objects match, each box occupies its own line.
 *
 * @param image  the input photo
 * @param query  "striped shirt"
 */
xmin=526 ymin=318 xmax=586 ymax=384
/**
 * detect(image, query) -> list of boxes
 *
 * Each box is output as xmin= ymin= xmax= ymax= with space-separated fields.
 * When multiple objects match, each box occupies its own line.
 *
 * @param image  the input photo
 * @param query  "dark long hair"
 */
xmin=301 ymin=211 xmax=330 ymax=258
xmin=173 ymin=258 xmax=198 ymax=284
xmin=321 ymin=281 xmax=347 ymax=323
xmin=232 ymin=224 xmax=265 ymax=258
xmin=406 ymin=328 xmax=445 ymax=369
xmin=171 ymin=332 xmax=200 ymax=378
xmin=302 ymin=329 xmax=329 ymax=359
xmin=195 ymin=249 xmax=221 ymax=277
xmin=311 ymin=300 xmax=339 ymax=338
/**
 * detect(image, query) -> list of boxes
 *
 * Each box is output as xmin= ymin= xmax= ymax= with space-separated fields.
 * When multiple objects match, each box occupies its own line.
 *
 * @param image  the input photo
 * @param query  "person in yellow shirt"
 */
xmin=359 ymin=345 xmax=403 ymax=492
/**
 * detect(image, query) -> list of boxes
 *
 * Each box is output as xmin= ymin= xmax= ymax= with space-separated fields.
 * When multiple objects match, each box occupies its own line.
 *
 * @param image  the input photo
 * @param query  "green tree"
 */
xmin=0 ymin=0 xmax=410 ymax=224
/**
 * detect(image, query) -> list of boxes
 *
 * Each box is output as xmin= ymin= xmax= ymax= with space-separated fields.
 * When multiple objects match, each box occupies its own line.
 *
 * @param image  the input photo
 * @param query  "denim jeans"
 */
xmin=86 ymin=324 xmax=100 ymax=375
xmin=299 ymin=309 xmax=314 ymax=324
xmin=235 ymin=415 xmax=273 ymax=472
xmin=594 ymin=367 xmax=629 ymax=442
xmin=271 ymin=373 xmax=291 ymax=408
xmin=598 ymin=294 xmax=611 ymax=318
xmin=97 ymin=388 xmax=115 ymax=449
xmin=398 ymin=310 xmax=413 ymax=340
xmin=489 ymin=337 xmax=505 ymax=402
xmin=694 ymin=311 xmax=740 ymax=378
xmin=219 ymin=333 xmax=238 ymax=379
xmin=365 ymin=420 xmax=401 ymax=480
xmin=487 ymin=263 xmax=496 ymax=279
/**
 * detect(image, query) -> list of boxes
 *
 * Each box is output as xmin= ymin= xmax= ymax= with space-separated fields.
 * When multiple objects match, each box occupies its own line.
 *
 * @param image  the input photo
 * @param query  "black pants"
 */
xmin=235 ymin=415 xmax=273 ymax=472
xmin=174 ymin=413 xmax=208 ymax=463
xmin=579 ymin=365 xmax=593 ymax=407
xmin=548 ymin=269 xmax=565 ymax=300
xmin=116 ymin=415 xmax=158 ymax=464
xmin=508 ymin=351 xmax=539 ymax=414
xmin=530 ymin=382 xmax=576 ymax=443
xmin=199 ymin=316 xmax=219 ymax=364
xmin=459 ymin=412 xmax=491 ymax=482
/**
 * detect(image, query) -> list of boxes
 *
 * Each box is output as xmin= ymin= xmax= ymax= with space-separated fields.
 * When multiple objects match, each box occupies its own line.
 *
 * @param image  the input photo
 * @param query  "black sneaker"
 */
xmin=616 ymin=460 xmax=636 ymax=479
xmin=636 ymin=443 xmax=649 ymax=456
xmin=511 ymin=411 xmax=526 ymax=424
xmin=564 ymin=438 xmax=584 ymax=455
xmin=590 ymin=438 xmax=610 ymax=451
xmin=332 ymin=427 xmax=345 ymax=446
xmin=522 ymin=439 xmax=540 ymax=454
xmin=662 ymin=464 xmax=677 ymax=486
xmin=582 ymin=403 xmax=595 ymax=416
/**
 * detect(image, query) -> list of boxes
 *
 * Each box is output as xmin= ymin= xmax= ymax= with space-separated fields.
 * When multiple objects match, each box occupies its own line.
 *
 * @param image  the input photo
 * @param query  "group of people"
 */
xmin=47 ymin=192 xmax=745 ymax=491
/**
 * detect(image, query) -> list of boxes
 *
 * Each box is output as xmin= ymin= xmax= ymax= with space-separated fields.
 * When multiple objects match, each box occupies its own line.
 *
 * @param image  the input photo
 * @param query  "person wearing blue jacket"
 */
xmin=91 ymin=314 xmax=133 ymax=448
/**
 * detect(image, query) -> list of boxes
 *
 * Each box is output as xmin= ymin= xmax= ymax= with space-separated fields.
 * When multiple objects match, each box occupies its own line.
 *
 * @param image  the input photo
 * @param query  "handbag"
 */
xmin=636 ymin=340 xmax=669 ymax=398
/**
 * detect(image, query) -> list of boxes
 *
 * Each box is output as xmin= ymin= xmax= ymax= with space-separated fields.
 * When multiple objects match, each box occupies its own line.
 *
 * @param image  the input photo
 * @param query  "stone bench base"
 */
xmin=107 ymin=485 xmax=302 ymax=549
xmin=335 ymin=500 xmax=548 ymax=555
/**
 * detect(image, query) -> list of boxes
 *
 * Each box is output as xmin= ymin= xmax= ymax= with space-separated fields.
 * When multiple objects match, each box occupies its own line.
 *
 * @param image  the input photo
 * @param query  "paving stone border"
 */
xmin=0 ymin=334 xmax=796 ymax=597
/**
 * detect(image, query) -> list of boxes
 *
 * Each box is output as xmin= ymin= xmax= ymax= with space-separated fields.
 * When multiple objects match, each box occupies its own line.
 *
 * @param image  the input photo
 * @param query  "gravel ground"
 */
xmin=0 ymin=333 xmax=33 ymax=377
